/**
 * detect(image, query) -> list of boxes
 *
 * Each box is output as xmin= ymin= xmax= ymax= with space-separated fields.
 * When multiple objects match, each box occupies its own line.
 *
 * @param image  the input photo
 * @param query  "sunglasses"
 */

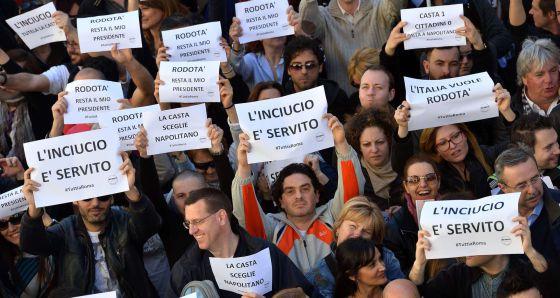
xmin=193 ymin=161 xmax=215 ymax=171
xmin=289 ymin=62 xmax=318 ymax=71
xmin=82 ymin=195 xmax=112 ymax=203
xmin=405 ymin=173 xmax=438 ymax=185
xmin=0 ymin=212 xmax=24 ymax=231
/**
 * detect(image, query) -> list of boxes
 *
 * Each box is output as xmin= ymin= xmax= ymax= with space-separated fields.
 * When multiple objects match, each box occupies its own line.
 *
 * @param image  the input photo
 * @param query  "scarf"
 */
xmin=361 ymin=157 xmax=397 ymax=200
xmin=0 ymin=100 xmax=35 ymax=163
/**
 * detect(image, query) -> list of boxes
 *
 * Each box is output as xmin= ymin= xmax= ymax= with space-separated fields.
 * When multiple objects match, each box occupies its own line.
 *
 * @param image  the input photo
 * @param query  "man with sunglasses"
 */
xmin=19 ymin=152 xmax=162 ymax=297
xmin=495 ymin=147 xmax=560 ymax=262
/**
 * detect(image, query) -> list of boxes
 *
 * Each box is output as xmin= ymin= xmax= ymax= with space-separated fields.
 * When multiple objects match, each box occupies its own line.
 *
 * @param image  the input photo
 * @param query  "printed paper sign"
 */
xmin=401 ymin=4 xmax=465 ymax=50
xmin=98 ymin=105 xmax=160 ymax=151
xmin=23 ymin=128 xmax=129 ymax=208
xmin=64 ymin=79 xmax=124 ymax=124
xmin=77 ymin=10 xmax=142 ymax=53
xmin=5 ymin=2 xmax=66 ymax=49
xmin=179 ymin=294 xmax=196 ymax=298
xmin=236 ymin=86 xmax=333 ymax=164
xmin=263 ymin=156 xmax=305 ymax=186
xmin=235 ymin=0 xmax=294 ymax=44
xmin=419 ymin=193 xmax=523 ymax=259
xmin=162 ymin=21 xmax=227 ymax=62
xmin=158 ymin=61 xmax=220 ymax=103
xmin=142 ymin=104 xmax=211 ymax=155
xmin=405 ymin=72 xmax=497 ymax=131
xmin=0 ymin=186 xmax=27 ymax=218
xmin=75 ymin=292 xmax=117 ymax=298
xmin=210 ymin=248 xmax=273 ymax=295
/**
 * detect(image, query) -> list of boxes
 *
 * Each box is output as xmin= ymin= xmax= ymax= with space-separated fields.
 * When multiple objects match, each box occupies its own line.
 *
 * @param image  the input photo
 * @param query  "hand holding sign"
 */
xmin=120 ymin=152 xmax=140 ymax=202
xmin=52 ymin=11 xmax=71 ymax=33
xmin=207 ymin=119 xmax=225 ymax=154
xmin=455 ymin=16 xmax=484 ymax=51
xmin=493 ymin=83 xmax=516 ymax=122
xmin=325 ymin=113 xmax=349 ymax=156
xmin=156 ymin=46 xmax=170 ymax=68
xmin=22 ymin=168 xmax=41 ymax=219
xmin=237 ymin=133 xmax=252 ymax=178
xmin=394 ymin=101 xmax=411 ymax=137
xmin=111 ymin=44 xmax=134 ymax=66
xmin=385 ymin=21 xmax=410 ymax=56
xmin=134 ymin=127 xmax=149 ymax=158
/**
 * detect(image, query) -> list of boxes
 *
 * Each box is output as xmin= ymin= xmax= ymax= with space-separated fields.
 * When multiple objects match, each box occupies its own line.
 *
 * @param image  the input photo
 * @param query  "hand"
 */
xmin=386 ymin=205 xmax=402 ymax=218
xmin=111 ymin=44 xmax=134 ymax=66
xmin=324 ymin=113 xmax=345 ymax=146
xmin=219 ymin=37 xmax=231 ymax=62
xmin=229 ymin=17 xmax=243 ymax=45
xmin=456 ymin=16 xmax=484 ymax=50
xmin=206 ymin=119 xmax=224 ymax=154
xmin=385 ymin=21 xmax=409 ymax=56
xmin=156 ymin=46 xmax=170 ymax=69
xmin=154 ymin=76 xmax=164 ymax=103
xmin=116 ymin=98 xmax=133 ymax=110
xmin=493 ymin=83 xmax=511 ymax=112
xmin=414 ymin=230 xmax=431 ymax=266
xmin=237 ymin=133 xmax=251 ymax=168
xmin=218 ymin=77 xmax=234 ymax=108
xmin=0 ymin=157 xmax=24 ymax=179
xmin=256 ymin=171 xmax=271 ymax=196
xmin=22 ymin=168 xmax=42 ymax=219
xmin=119 ymin=152 xmax=140 ymax=201
xmin=287 ymin=6 xmax=305 ymax=36
xmin=134 ymin=126 xmax=149 ymax=158
xmin=52 ymin=91 xmax=68 ymax=122
xmin=241 ymin=293 xmax=265 ymax=298
xmin=395 ymin=101 xmax=411 ymax=128
xmin=52 ymin=11 xmax=71 ymax=31
xmin=304 ymin=154 xmax=321 ymax=174
xmin=512 ymin=215 xmax=532 ymax=253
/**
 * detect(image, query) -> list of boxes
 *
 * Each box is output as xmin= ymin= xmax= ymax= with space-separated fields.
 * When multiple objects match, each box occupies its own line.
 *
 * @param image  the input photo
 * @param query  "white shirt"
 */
xmin=88 ymin=231 xmax=120 ymax=295
xmin=337 ymin=0 xmax=360 ymax=24
xmin=524 ymin=89 xmax=559 ymax=116
xmin=41 ymin=64 xmax=71 ymax=95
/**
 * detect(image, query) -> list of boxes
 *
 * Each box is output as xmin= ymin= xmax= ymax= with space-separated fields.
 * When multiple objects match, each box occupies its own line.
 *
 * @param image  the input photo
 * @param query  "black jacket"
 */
xmin=362 ymin=166 xmax=403 ymax=211
xmin=20 ymin=195 xmax=161 ymax=297
xmin=384 ymin=204 xmax=418 ymax=273
xmin=528 ymin=185 xmax=560 ymax=262
xmin=166 ymin=228 xmax=315 ymax=298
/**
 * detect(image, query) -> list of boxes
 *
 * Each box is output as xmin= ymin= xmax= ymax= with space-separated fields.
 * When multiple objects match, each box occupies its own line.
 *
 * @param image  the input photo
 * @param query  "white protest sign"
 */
xmin=419 ymin=193 xmax=523 ymax=259
xmin=77 ymin=11 xmax=142 ymax=53
xmin=0 ymin=186 xmax=27 ymax=218
xmin=210 ymin=248 xmax=273 ymax=296
xmin=98 ymin=105 xmax=160 ymax=151
xmin=5 ymin=2 xmax=66 ymax=49
xmin=263 ymin=156 xmax=305 ymax=186
xmin=401 ymin=4 xmax=465 ymax=50
xmin=158 ymin=61 xmax=220 ymax=103
xmin=236 ymin=86 xmax=333 ymax=164
xmin=143 ymin=104 xmax=211 ymax=155
xmin=74 ymin=292 xmax=117 ymax=298
xmin=64 ymin=79 xmax=124 ymax=124
xmin=235 ymin=0 xmax=294 ymax=44
xmin=179 ymin=294 xmax=196 ymax=298
xmin=405 ymin=72 xmax=498 ymax=131
xmin=162 ymin=21 xmax=227 ymax=62
xmin=23 ymin=128 xmax=129 ymax=208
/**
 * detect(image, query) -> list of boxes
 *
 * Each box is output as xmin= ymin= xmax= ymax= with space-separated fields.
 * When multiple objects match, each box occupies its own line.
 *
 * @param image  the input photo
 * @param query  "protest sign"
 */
xmin=98 ymin=105 xmax=160 ymax=151
xmin=180 ymin=294 xmax=196 ymax=298
xmin=236 ymin=86 xmax=333 ymax=164
xmin=263 ymin=156 xmax=305 ymax=186
xmin=401 ymin=4 xmax=465 ymax=50
xmin=405 ymin=72 xmax=497 ymax=131
xmin=142 ymin=104 xmax=211 ymax=155
xmin=210 ymin=248 xmax=273 ymax=295
xmin=77 ymin=11 xmax=142 ymax=53
xmin=158 ymin=61 xmax=220 ymax=103
xmin=5 ymin=2 xmax=66 ymax=49
xmin=235 ymin=0 xmax=294 ymax=44
xmin=23 ymin=128 xmax=129 ymax=208
xmin=162 ymin=21 xmax=226 ymax=62
xmin=0 ymin=186 xmax=27 ymax=218
xmin=64 ymin=79 xmax=124 ymax=124
xmin=75 ymin=292 xmax=117 ymax=298
xmin=419 ymin=193 xmax=524 ymax=259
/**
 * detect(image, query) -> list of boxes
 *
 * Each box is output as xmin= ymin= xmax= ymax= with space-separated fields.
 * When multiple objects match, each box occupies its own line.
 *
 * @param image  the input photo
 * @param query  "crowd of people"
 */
xmin=2 ymin=0 xmax=560 ymax=297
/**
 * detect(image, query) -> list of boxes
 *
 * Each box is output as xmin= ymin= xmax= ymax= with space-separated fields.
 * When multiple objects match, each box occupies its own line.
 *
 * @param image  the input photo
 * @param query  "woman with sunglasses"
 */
xmin=0 ymin=211 xmax=54 ymax=297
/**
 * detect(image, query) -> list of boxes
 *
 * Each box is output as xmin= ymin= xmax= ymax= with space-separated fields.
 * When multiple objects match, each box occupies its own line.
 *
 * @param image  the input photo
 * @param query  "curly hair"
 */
xmin=345 ymin=108 xmax=394 ymax=157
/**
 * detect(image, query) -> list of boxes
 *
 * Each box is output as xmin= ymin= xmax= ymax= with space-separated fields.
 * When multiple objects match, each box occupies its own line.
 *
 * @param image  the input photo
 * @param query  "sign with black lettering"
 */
xmin=210 ymin=248 xmax=272 ymax=295
xmin=263 ymin=156 xmax=304 ymax=186
xmin=5 ymin=2 xmax=66 ymax=49
xmin=401 ymin=4 xmax=465 ymax=50
xmin=77 ymin=10 xmax=142 ymax=53
xmin=97 ymin=104 xmax=160 ymax=151
xmin=23 ymin=128 xmax=129 ymax=208
xmin=235 ymin=0 xmax=294 ymax=44
xmin=142 ymin=104 xmax=211 ymax=155
xmin=0 ymin=186 xmax=26 ymax=218
xmin=419 ymin=193 xmax=523 ymax=259
xmin=404 ymin=72 xmax=497 ymax=131
xmin=158 ymin=61 xmax=220 ymax=103
xmin=161 ymin=21 xmax=226 ymax=62
xmin=64 ymin=79 xmax=124 ymax=124
xmin=235 ymin=86 xmax=333 ymax=164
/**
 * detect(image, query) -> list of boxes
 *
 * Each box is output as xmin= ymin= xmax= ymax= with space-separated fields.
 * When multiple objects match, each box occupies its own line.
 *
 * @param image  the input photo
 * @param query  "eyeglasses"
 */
xmin=183 ymin=210 xmax=220 ymax=230
xmin=405 ymin=173 xmax=438 ymax=185
xmin=83 ymin=195 xmax=112 ymax=203
xmin=502 ymin=174 xmax=542 ymax=192
xmin=0 ymin=212 xmax=24 ymax=231
xmin=289 ymin=62 xmax=318 ymax=71
xmin=435 ymin=131 xmax=464 ymax=152
xmin=193 ymin=161 xmax=215 ymax=172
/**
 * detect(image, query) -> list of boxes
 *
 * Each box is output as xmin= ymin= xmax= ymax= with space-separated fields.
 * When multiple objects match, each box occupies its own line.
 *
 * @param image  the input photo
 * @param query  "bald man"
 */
xmin=383 ymin=279 xmax=420 ymax=298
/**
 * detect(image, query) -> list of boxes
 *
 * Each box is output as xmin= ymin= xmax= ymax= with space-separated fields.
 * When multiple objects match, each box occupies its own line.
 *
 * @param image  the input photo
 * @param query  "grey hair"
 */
xmin=516 ymin=38 xmax=560 ymax=85
xmin=173 ymin=169 xmax=206 ymax=186
xmin=494 ymin=147 xmax=537 ymax=182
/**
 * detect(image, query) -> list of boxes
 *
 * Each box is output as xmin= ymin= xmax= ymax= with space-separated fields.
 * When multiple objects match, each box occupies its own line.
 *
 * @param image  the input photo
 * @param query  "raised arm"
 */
xmin=298 ymin=0 xmax=326 ymax=39
xmin=509 ymin=0 xmax=527 ymax=26
xmin=111 ymin=45 xmax=155 ymax=107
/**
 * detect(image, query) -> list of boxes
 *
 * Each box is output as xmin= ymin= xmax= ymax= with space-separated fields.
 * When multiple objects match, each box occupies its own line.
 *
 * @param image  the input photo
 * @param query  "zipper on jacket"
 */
xmin=351 ymin=29 xmax=355 ymax=38
xmin=303 ymin=239 xmax=307 ymax=248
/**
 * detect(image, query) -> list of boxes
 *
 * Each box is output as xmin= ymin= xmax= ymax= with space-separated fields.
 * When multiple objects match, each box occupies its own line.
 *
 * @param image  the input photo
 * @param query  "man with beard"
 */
xmin=496 ymin=147 xmax=560 ymax=261
xmin=19 ymin=153 xmax=161 ymax=297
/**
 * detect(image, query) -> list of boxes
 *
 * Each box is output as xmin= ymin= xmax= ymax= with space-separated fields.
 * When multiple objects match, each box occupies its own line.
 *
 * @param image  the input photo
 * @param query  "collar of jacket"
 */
xmin=269 ymin=203 xmax=329 ymax=232
xmin=542 ymin=187 xmax=560 ymax=225
xmin=328 ymin=0 xmax=373 ymax=22
xmin=74 ymin=207 xmax=114 ymax=238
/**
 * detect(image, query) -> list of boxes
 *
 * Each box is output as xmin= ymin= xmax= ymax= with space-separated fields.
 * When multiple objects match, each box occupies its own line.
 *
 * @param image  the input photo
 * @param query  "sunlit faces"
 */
xmin=280 ymin=173 xmax=319 ymax=218
xmin=172 ymin=177 xmax=206 ymax=216
xmin=74 ymin=197 xmax=112 ymax=225
xmin=336 ymin=219 xmax=374 ymax=245
xmin=459 ymin=43 xmax=474 ymax=76
xmin=434 ymin=125 xmax=469 ymax=164
xmin=533 ymin=128 xmax=560 ymax=170
xmin=360 ymin=126 xmax=390 ymax=167
xmin=189 ymin=150 xmax=219 ymax=185
xmin=529 ymin=0 xmax=553 ymax=29
xmin=287 ymin=49 xmax=322 ymax=92
xmin=0 ymin=214 xmax=22 ymax=246
xmin=522 ymin=60 xmax=559 ymax=103
xmin=423 ymin=47 xmax=460 ymax=80
xmin=139 ymin=4 xmax=165 ymax=30
xmin=499 ymin=159 xmax=544 ymax=213
xmin=351 ymin=247 xmax=387 ymax=288
xmin=184 ymin=200 xmax=222 ymax=250
xmin=359 ymin=69 xmax=395 ymax=110
xmin=403 ymin=162 xmax=440 ymax=202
